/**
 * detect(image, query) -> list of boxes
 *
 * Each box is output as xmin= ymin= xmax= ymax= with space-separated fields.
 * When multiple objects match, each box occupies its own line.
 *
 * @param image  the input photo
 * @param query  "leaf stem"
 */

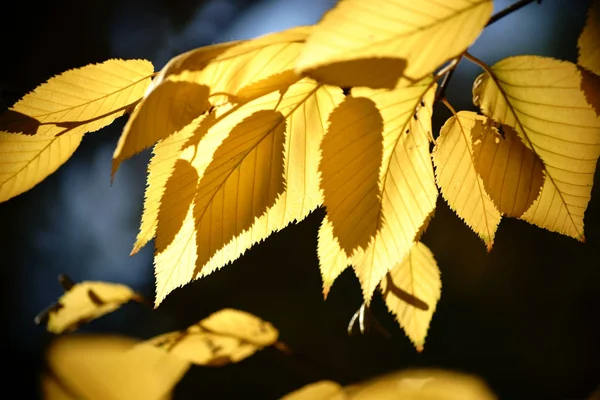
xmin=463 ymin=52 xmax=492 ymax=72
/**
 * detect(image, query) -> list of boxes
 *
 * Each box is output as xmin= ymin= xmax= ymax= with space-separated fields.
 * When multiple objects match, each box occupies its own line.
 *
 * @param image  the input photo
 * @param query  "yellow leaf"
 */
xmin=46 ymin=334 xmax=189 ymax=400
xmin=295 ymin=0 xmax=492 ymax=89
xmin=281 ymin=381 xmax=347 ymax=400
xmin=154 ymin=80 xmax=343 ymax=304
xmin=112 ymin=77 xmax=211 ymax=177
xmin=0 ymin=131 xmax=83 ymax=203
xmin=318 ymin=215 xmax=350 ymax=298
xmin=320 ymin=96 xmax=384 ymax=256
xmin=472 ymin=121 xmax=545 ymax=217
xmin=380 ymin=242 xmax=441 ymax=352
xmin=142 ymin=308 xmax=278 ymax=366
xmin=197 ymin=26 xmax=308 ymax=102
xmin=473 ymin=56 xmax=600 ymax=241
xmin=432 ymin=111 xmax=501 ymax=250
xmin=350 ymin=81 xmax=438 ymax=302
xmin=37 ymin=280 xmax=141 ymax=334
xmin=0 ymin=59 xmax=153 ymax=137
xmin=578 ymin=0 xmax=600 ymax=75
xmin=580 ymin=65 xmax=600 ymax=117
xmin=130 ymin=116 xmax=207 ymax=255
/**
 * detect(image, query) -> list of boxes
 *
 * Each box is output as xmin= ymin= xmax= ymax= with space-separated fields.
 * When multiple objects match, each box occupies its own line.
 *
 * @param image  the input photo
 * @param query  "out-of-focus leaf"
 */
xmin=432 ymin=111 xmax=502 ymax=250
xmin=380 ymin=242 xmax=441 ymax=352
xmin=143 ymin=308 xmax=278 ymax=366
xmin=473 ymin=56 xmax=600 ymax=241
xmin=471 ymin=120 xmax=545 ymax=217
xmin=578 ymin=0 xmax=600 ymax=75
xmin=296 ymin=0 xmax=492 ymax=89
xmin=281 ymin=381 xmax=347 ymax=400
xmin=0 ymin=131 xmax=83 ymax=203
xmin=0 ymin=59 xmax=153 ymax=137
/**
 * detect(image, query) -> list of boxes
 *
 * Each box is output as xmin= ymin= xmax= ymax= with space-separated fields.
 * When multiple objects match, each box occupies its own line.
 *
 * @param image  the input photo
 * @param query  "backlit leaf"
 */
xmin=351 ymin=81 xmax=438 ymax=301
xmin=38 ymin=280 xmax=142 ymax=333
xmin=0 ymin=59 xmax=153 ymax=137
xmin=143 ymin=309 xmax=278 ymax=366
xmin=46 ymin=334 xmax=189 ymax=400
xmin=318 ymin=216 xmax=350 ymax=298
xmin=0 ymin=131 xmax=83 ymax=203
xmin=380 ymin=242 xmax=441 ymax=352
xmin=281 ymin=381 xmax=347 ymax=400
xmin=578 ymin=0 xmax=600 ymax=75
xmin=296 ymin=0 xmax=492 ymax=89
xmin=432 ymin=111 xmax=502 ymax=250
xmin=154 ymin=80 xmax=343 ymax=304
xmin=473 ymin=56 xmax=600 ymax=241
xmin=320 ymin=96 xmax=384 ymax=256
xmin=112 ymin=77 xmax=211 ymax=177
xmin=472 ymin=120 xmax=545 ymax=217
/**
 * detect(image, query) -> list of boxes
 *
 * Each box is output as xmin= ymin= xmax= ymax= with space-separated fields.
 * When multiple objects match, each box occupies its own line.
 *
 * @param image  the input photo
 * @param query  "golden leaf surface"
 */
xmin=143 ymin=309 xmax=278 ymax=366
xmin=472 ymin=121 xmax=545 ymax=217
xmin=295 ymin=0 xmax=492 ymax=89
xmin=112 ymin=77 xmax=211 ymax=176
xmin=0 ymin=59 xmax=153 ymax=137
xmin=432 ymin=111 xmax=502 ymax=250
xmin=473 ymin=56 xmax=600 ymax=240
xmin=0 ymin=131 xmax=83 ymax=203
xmin=39 ymin=281 xmax=141 ymax=334
xmin=578 ymin=0 xmax=600 ymax=75
xmin=281 ymin=381 xmax=347 ymax=400
xmin=380 ymin=242 xmax=441 ymax=352
xmin=153 ymin=80 xmax=342 ymax=305
xmin=352 ymin=82 xmax=438 ymax=301
xmin=320 ymin=96 xmax=384 ymax=256
xmin=318 ymin=215 xmax=351 ymax=298
xmin=46 ymin=334 xmax=189 ymax=400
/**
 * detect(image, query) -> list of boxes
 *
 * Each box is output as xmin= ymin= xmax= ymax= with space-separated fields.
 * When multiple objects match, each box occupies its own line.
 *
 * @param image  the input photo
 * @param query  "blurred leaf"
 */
xmin=143 ymin=308 xmax=278 ymax=366
xmin=282 ymin=381 xmax=347 ymax=400
xmin=45 ymin=334 xmax=188 ymax=400
xmin=0 ymin=131 xmax=83 ymax=203
xmin=473 ymin=56 xmax=600 ymax=241
xmin=578 ymin=0 xmax=600 ymax=75
xmin=380 ymin=242 xmax=441 ymax=352
xmin=37 ymin=279 xmax=142 ymax=333
xmin=432 ymin=111 xmax=501 ymax=250
xmin=471 ymin=120 xmax=545 ymax=217
xmin=0 ymin=59 xmax=153 ymax=137
xmin=296 ymin=0 xmax=492 ymax=88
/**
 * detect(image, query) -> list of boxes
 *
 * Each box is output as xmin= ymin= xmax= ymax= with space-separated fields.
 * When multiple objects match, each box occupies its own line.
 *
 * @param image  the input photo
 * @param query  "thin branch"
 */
xmin=486 ymin=0 xmax=542 ymax=28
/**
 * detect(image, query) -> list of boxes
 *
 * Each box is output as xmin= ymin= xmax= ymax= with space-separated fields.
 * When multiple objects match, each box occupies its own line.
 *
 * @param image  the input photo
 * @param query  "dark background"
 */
xmin=1 ymin=0 xmax=599 ymax=399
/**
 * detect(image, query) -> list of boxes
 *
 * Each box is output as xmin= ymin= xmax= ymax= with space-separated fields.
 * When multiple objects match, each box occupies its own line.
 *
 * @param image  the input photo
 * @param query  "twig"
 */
xmin=486 ymin=0 xmax=542 ymax=28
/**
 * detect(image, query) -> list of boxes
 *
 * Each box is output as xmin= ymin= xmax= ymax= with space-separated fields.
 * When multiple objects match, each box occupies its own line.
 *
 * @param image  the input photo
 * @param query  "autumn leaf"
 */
xmin=0 ymin=131 xmax=83 ymax=203
xmin=318 ymin=216 xmax=351 ymax=298
xmin=46 ymin=334 xmax=190 ymax=400
xmin=432 ymin=110 xmax=502 ymax=250
xmin=0 ymin=59 xmax=153 ymax=137
xmin=471 ymin=120 xmax=545 ymax=217
xmin=380 ymin=241 xmax=441 ymax=352
xmin=143 ymin=309 xmax=278 ymax=366
xmin=35 ymin=275 xmax=143 ymax=334
xmin=295 ymin=0 xmax=492 ymax=89
xmin=578 ymin=0 xmax=600 ymax=76
xmin=473 ymin=56 xmax=600 ymax=241
xmin=153 ymin=80 xmax=342 ymax=305
xmin=320 ymin=96 xmax=384 ymax=256
xmin=111 ymin=77 xmax=211 ymax=177
xmin=281 ymin=381 xmax=347 ymax=400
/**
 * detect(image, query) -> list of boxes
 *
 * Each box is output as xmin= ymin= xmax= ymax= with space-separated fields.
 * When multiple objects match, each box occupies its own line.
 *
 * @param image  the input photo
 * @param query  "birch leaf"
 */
xmin=154 ymin=80 xmax=343 ymax=305
xmin=432 ymin=111 xmax=502 ymax=250
xmin=143 ymin=309 xmax=278 ymax=366
xmin=0 ymin=59 xmax=153 ymax=137
xmin=578 ymin=0 xmax=600 ymax=75
xmin=350 ymin=80 xmax=438 ymax=302
xmin=318 ymin=215 xmax=350 ymax=298
xmin=0 ymin=131 xmax=83 ymax=203
xmin=473 ymin=56 xmax=600 ymax=241
xmin=380 ymin=242 xmax=441 ymax=352
xmin=319 ymin=96 xmax=384 ymax=256
xmin=295 ymin=0 xmax=492 ymax=89
xmin=36 ymin=278 xmax=142 ymax=334
xmin=472 ymin=121 xmax=545 ymax=217
xmin=112 ymin=79 xmax=211 ymax=177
